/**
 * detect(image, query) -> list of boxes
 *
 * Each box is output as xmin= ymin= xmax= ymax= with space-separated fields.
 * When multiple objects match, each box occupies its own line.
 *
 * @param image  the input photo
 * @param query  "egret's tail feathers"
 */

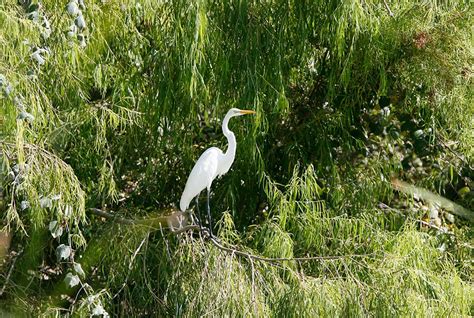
xmin=180 ymin=193 xmax=190 ymax=212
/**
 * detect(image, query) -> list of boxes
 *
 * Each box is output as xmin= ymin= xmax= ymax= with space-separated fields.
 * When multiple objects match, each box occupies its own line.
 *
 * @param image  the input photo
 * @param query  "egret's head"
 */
xmin=228 ymin=108 xmax=256 ymax=117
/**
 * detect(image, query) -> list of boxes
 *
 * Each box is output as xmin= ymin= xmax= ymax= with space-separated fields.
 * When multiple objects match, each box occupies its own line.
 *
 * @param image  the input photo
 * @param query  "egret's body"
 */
xmin=179 ymin=147 xmax=225 ymax=212
xmin=179 ymin=108 xmax=255 ymax=235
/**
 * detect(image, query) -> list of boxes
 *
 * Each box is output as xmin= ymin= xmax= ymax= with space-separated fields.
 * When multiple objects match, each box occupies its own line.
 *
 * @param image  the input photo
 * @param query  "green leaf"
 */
xmin=49 ymin=221 xmax=63 ymax=238
xmin=56 ymin=244 xmax=71 ymax=261
xmin=73 ymin=263 xmax=85 ymax=278
xmin=64 ymin=272 xmax=80 ymax=288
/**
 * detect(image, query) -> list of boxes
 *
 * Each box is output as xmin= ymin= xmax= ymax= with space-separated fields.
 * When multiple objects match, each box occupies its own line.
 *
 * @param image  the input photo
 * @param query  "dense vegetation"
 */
xmin=1 ymin=0 xmax=473 ymax=316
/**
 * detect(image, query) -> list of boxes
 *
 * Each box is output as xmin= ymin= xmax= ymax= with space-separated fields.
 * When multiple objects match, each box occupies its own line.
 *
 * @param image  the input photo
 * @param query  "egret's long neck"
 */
xmin=222 ymin=113 xmax=236 ymax=160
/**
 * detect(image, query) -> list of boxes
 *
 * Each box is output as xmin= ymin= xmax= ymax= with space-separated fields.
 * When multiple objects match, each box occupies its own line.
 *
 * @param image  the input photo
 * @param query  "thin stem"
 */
xmin=383 ymin=0 xmax=394 ymax=17
xmin=0 ymin=248 xmax=23 ymax=296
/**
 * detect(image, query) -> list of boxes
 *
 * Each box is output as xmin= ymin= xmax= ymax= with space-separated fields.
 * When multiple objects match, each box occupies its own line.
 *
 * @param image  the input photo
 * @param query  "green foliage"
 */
xmin=0 ymin=0 xmax=472 ymax=316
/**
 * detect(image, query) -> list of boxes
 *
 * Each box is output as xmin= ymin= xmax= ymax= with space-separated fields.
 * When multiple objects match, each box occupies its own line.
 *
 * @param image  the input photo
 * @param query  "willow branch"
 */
xmin=208 ymin=236 xmax=377 ymax=263
xmin=88 ymin=208 xmax=135 ymax=225
xmin=88 ymin=208 xmax=196 ymax=232
xmin=89 ymin=208 xmax=378 ymax=263
xmin=1 ymin=141 xmax=74 ymax=172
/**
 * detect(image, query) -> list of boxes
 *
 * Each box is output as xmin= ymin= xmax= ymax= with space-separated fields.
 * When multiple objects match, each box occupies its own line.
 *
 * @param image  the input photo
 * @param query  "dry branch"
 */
xmin=208 ymin=236 xmax=377 ymax=264
xmin=0 ymin=249 xmax=22 ymax=296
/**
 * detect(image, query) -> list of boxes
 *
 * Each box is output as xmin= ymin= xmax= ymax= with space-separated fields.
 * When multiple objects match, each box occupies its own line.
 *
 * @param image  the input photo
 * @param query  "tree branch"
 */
xmin=89 ymin=208 xmax=378 ymax=264
xmin=0 ymin=249 xmax=22 ymax=296
xmin=89 ymin=208 xmax=136 ymax=225
xmin=88 ymin=208 xmax=193 ymax=231
xmin=208 ymin=236 xmax=377 ymax=264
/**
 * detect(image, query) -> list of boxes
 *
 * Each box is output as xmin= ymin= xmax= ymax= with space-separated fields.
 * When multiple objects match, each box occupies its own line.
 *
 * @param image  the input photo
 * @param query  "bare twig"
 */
xmin=88 ymin=208 xmax=196 ymax=232
xmin=159 ymin=223 xmax=172 ymax=261
xmin=249 ymin=255 xmax=257 ymax=315
xmin=0 ymin=249 xmax=23 ymax=296
xmin=142 ymin=238 xmax=162 ymax=303
xmin=208 ymin=236 xmax=376 ymax=264
xmin=416 ymin=219 xmax=451 ymax=234
xmin=113 ymin=234 xmax=148 ymax=299
xmin=383 ymin=0 xmax=394 ymax=17
xmin=130 ymin=236 xmax=148 ymax=268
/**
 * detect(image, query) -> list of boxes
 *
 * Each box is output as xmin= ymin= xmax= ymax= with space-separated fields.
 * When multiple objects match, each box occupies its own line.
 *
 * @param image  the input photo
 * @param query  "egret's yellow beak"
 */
xmin=239 ymin=109 xmax=256 ymax=115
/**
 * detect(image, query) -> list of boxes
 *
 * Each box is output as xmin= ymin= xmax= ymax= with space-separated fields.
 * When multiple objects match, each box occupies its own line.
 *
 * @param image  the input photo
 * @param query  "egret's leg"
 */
xmin=195 ymin=194 xmax=203 ymax=231
xmin=206 ymin=187 xmax=213 ymax=237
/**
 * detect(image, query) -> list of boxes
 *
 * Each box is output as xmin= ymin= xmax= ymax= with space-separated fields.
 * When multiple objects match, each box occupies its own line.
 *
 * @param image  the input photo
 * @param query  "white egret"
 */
xmin=180 ymin=108 xmax=256 ymax=236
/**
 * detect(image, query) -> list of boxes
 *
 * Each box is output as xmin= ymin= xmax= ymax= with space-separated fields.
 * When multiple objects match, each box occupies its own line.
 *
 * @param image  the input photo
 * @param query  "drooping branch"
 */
xmin=88 ymin=208 xmax=197 ymax=233
xmin=1 ymin=141 xmax=76 ymax=173
xmin=88 ymin=208 xmax=379 ymax=264
xmin=208 ymin=236 xmax=377 ymax=264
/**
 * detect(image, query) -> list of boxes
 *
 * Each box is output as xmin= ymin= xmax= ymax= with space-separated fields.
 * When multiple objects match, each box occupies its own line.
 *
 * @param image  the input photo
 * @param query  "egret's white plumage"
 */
xmin=179 ymin=147 xmax=223 ymax=212
xmin=179 ymin=108 xmax=255 ymax=212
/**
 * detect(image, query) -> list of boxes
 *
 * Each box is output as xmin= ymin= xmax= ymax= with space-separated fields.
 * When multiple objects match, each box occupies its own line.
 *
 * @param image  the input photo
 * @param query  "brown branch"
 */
xmin=169 ymin=224 xmax=201 ymax=234
xmin=0 ymin=249 xmax=22 ymax=296
xmin=415 ymin=218 xmax=452 ymax=235
xmin=89 ymin=208 xmax=378 ymax=263
xmin=88 ymin=208 xmax=136 ymax=225
xmin=208 ymin=236 xmax=377 ymax=263
xmin=88 ymin=208 xmax=194 ymax=230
